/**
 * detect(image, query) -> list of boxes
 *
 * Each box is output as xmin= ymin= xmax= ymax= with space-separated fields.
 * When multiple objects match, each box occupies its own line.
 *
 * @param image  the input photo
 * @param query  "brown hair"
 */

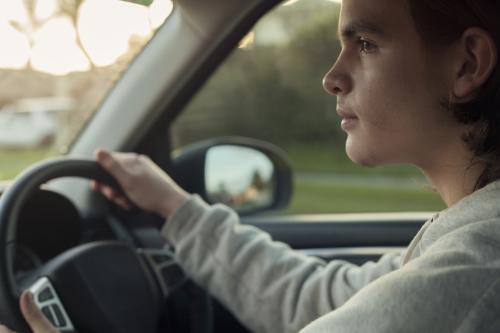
xmin=407 ymin=0 xmax=500 ymax=190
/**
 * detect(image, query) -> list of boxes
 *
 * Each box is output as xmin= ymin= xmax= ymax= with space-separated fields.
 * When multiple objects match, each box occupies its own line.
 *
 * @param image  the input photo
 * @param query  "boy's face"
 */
xmin=323 ymin=0 xmax=464 ymax=169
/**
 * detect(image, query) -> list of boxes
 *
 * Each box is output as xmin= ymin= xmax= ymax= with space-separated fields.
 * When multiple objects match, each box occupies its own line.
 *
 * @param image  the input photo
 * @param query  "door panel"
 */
xmin=243 ymin=213 xmax=430 ymax=264
xmin=298 ymin=247 xmax=406 ymax=265
xmin=244 ymin=213 xmax=428 ymax=248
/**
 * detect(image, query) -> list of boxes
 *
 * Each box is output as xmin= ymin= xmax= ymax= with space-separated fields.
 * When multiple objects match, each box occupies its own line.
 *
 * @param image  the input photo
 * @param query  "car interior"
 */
xmin=0 ymin=0 xmax=437 ymax=332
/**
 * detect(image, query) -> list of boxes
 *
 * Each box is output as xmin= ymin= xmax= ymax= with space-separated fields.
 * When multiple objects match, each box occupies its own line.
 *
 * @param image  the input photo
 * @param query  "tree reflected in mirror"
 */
xmin=205 ymin=146 xmax=275 ymax=213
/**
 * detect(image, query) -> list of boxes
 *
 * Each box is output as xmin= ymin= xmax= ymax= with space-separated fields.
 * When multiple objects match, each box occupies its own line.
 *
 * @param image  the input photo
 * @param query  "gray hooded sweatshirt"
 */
xmin=161 ymin=180 xmax=500 ymax=333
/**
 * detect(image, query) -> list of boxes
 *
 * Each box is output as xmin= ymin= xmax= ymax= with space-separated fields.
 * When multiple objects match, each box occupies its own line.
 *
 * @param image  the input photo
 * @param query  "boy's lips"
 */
xmin=337 ymin=108 xmax=359 ymax=130
xmin=336 ymin=108 xmax=358 ymax=120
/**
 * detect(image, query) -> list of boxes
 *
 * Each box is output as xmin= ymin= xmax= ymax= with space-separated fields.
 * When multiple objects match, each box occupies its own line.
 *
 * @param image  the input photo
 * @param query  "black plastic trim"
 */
xmin=244 ymin=220 xmax=425 ymax=249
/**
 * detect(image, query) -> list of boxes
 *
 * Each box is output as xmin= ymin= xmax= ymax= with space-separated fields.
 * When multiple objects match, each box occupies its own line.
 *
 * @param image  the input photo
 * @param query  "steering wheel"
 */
xmin=0 ymin=158 xmax=212 ymax=333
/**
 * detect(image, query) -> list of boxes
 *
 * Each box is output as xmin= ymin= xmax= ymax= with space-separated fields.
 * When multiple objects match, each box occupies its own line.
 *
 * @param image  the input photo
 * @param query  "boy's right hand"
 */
xmin=92 ymin=149 xmax=189 ymax=219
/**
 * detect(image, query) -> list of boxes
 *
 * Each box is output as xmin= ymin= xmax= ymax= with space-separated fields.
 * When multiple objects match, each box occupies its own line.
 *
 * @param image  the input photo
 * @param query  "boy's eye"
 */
xmin=358 ymin=38 xmax=377 ymax=54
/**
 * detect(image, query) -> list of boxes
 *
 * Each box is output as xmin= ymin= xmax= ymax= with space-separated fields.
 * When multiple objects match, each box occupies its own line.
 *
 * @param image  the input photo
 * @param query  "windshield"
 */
xmin=0 ymin=0 xmax=172 ymax=181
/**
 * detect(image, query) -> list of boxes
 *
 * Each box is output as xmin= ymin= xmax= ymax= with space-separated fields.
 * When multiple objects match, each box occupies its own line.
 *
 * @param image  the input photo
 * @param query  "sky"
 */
xmin=0 ymin=0 xmax=172 ymax=75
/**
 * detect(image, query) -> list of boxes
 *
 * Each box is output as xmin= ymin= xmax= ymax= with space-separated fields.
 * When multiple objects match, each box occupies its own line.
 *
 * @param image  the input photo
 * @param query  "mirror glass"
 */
xmin=205 ymin=145 xmax=275 ymax=213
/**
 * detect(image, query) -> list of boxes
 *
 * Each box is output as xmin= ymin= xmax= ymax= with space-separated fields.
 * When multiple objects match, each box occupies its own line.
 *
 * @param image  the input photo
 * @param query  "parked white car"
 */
xmin=0 ymin=97 xmax=75 ymax=149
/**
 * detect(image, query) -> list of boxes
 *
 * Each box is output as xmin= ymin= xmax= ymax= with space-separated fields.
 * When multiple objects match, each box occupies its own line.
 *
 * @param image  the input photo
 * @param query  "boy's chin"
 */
xmin=345 ymin=143 xmax=378 ymax=167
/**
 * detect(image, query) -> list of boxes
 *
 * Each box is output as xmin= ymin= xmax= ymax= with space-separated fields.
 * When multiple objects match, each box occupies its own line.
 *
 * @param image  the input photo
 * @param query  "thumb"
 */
xmin=19 ymin=291 xmax=58 ymax=333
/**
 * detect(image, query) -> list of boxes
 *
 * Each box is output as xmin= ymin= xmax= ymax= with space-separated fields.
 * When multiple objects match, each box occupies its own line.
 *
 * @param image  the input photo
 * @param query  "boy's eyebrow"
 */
xmin=338 ymin=19 xmax=386 ymax=40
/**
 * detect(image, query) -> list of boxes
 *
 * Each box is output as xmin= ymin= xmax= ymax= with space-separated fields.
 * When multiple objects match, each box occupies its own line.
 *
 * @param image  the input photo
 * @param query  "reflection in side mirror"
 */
xmin=205 ymin=146 xmax=275 ymax=214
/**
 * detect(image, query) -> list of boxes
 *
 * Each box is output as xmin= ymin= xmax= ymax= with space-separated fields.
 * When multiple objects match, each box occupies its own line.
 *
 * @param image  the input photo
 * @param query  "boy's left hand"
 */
xmin=0 ymin=291 xmax=60 ymax=333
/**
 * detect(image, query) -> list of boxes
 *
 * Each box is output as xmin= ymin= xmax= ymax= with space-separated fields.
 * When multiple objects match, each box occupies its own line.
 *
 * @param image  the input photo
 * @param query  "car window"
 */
xmin=0 ymin=0 xmax=172 ymax=181
xmin=171 ymin=0 xmax=446 ymax=215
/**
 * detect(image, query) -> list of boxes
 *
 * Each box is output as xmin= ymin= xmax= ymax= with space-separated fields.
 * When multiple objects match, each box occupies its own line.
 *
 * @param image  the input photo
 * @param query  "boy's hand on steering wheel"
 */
xmin=0 ymin=291 xmax=59 ymax=333
xmin=92 ymin=149 xmax=189 ymax=219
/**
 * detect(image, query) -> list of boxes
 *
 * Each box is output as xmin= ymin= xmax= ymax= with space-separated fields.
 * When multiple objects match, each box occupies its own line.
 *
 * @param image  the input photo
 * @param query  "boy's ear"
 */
xmin=453 ymin=27 xmax=497 ymax=100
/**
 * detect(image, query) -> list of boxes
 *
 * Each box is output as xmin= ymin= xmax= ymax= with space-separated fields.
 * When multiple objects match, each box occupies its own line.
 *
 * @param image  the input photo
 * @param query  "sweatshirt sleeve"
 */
xmin=161 ymin=195 xmax=402 ymax=333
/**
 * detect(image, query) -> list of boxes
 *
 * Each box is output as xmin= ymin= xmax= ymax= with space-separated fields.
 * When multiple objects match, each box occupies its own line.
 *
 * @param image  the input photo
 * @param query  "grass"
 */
xmin=280 ymin=144 xmax=445 ymax=214
xmin=284 ymin=144 xmax=424 ymax=178
xmin=282 ymin=178 xmax=446 ymax=214
xmin=0 ymin=148 xmax=54 ymax=180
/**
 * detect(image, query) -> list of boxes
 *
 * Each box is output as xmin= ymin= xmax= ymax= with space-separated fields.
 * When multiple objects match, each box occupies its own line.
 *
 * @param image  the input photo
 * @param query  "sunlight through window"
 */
xmin=31 ymin=16 xmax=91 ymax=75
xmin=0 ymin=0 xmax=172 ymax=73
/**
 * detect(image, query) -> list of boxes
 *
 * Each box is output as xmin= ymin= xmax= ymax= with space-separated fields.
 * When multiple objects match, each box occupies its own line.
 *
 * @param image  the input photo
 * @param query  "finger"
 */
xmin=19 ymin=291 xmax=58 ymax=333
xmin=0 ymin=324 xmax=16 ymax=333
xmin=101 ymin=185 xmax=120 ymax=201
xmin=113 ymin=195 xmax=132 ymax=210
xmin=90 ymin=180 xmax=99 ymax=192
xmin=94 ymin=149 xmax=128 ymax=184
xmin=91 ymin=181 xmax=111 ymax=195
xmin=97 ymin=184 xmax=131 ymax=209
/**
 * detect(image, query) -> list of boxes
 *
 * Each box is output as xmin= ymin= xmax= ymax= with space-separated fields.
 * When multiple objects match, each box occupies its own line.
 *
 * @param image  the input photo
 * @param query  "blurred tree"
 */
xmin=174 ymin=1 xmax=342 ymax=148
xmin=57 ymin=0 xmax=94 ymax=68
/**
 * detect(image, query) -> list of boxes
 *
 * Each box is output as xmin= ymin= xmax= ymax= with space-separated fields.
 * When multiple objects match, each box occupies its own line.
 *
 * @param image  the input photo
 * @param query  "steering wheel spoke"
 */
xmin=138 ymin=248 xmax=188 ymax=297
xmin=29 ymin=277 xmax=75 ymax=332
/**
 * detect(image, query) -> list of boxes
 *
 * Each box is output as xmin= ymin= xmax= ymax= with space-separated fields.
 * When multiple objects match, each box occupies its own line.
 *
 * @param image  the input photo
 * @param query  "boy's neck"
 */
xmin=422 ymin=158 xmax=485 ymax=208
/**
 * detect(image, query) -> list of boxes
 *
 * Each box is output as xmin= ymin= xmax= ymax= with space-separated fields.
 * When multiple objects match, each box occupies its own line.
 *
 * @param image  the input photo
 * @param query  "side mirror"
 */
xmin=171 ymin=137 xmax=293 ymax=215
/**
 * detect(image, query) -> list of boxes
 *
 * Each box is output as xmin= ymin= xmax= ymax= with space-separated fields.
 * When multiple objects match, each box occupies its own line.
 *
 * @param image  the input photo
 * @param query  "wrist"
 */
xmin=159 ymin=191 xmax=190 ymax=219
